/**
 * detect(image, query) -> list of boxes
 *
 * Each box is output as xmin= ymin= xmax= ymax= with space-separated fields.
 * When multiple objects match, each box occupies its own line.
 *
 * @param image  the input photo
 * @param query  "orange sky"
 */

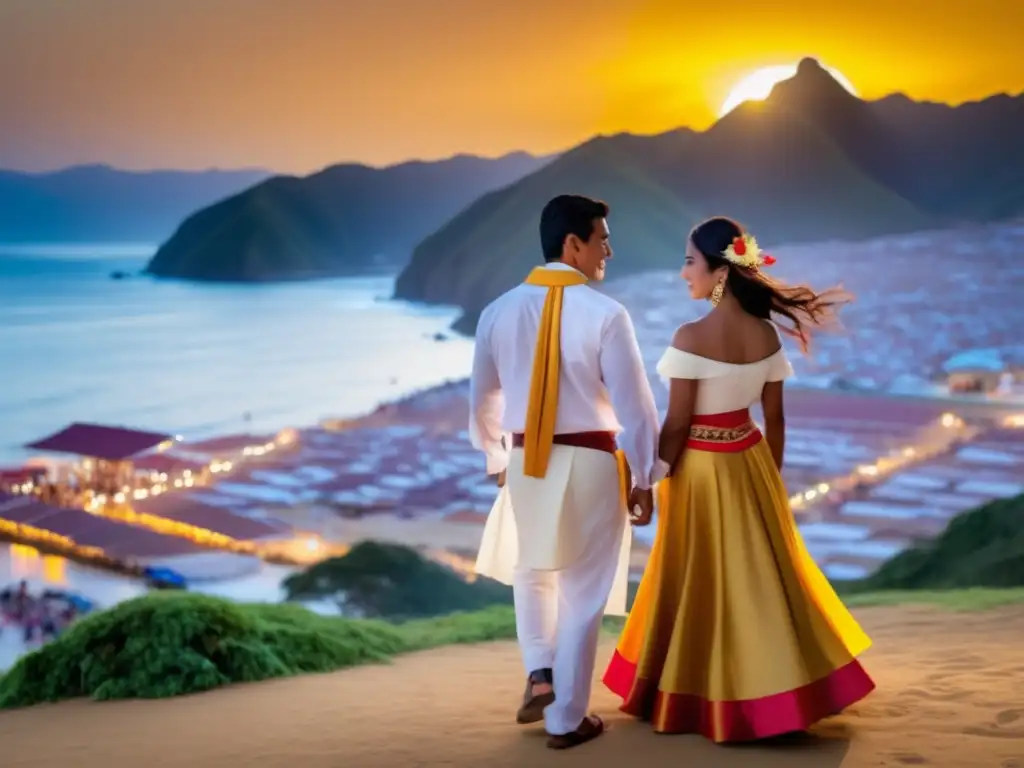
xmin=1 ymin=0 xmax=1020 ymax=172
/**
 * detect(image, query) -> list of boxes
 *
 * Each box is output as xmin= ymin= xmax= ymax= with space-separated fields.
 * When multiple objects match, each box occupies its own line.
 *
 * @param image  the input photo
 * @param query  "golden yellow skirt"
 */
xmin=603 ymin=412 xmax=875 ymax=743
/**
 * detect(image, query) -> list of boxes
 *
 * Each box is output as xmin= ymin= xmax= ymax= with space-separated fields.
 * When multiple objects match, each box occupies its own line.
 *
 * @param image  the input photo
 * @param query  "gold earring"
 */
xmin=710 ymin=279 xmax=725 ymax=307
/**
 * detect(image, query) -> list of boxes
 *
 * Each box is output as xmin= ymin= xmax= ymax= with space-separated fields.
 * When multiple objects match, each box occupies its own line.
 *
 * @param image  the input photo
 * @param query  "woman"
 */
xmin=603 ymin=216 xmax=874 ymax=743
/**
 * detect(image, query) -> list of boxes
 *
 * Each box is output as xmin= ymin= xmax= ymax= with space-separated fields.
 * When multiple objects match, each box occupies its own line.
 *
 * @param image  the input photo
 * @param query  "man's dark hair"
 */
xmin=539 ymin=194 xmax=609 ymax=262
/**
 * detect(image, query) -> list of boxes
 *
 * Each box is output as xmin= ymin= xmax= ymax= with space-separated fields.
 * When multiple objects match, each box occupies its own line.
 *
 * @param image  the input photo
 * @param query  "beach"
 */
xmin=0 ymin=603 xmax=1021 ymax=767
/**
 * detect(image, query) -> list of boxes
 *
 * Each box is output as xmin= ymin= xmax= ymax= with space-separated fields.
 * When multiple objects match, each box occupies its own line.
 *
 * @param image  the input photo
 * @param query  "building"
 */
xmin=943 ymin=349 xmax=1021 ymax=395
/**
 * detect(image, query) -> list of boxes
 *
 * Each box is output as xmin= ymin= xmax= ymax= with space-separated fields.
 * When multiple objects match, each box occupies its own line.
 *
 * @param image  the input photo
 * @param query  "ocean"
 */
xmin=0 ymin=244 xmax=476 ymax=465
xmin=0 ymin=244 xmax=480 ymax=669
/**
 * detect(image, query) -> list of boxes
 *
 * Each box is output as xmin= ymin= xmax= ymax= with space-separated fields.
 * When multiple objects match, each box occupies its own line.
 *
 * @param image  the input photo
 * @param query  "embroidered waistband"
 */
xmin=686 ymin=410 xmax=762 ymax=453
xmin=689 ymin=421 xmax=757 ymax=443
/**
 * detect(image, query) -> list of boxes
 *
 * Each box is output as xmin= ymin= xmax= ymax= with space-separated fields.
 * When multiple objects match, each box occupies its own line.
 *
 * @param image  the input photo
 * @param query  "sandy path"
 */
xmin=0 ymin=605 xmax=1021 ymax=768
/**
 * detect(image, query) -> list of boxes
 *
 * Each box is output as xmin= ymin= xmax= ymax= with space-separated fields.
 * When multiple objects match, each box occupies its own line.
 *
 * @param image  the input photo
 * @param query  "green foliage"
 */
xmin=844 ymin=493 xmax=1024 ymax=592
xmin=282 ymin=541 xmax=512 ymax=620
xmin=842 ymin=587 xmax=1024 ymax=611
xmin=396 ymin=605 xmax=518 ymax=652
xmin=0 ymin=592 xmax=518 ymax=710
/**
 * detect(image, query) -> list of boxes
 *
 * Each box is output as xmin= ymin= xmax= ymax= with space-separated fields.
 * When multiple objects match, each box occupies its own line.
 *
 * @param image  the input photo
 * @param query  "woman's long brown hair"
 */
xmin=691 ymin=216 xmax=852 ymax=353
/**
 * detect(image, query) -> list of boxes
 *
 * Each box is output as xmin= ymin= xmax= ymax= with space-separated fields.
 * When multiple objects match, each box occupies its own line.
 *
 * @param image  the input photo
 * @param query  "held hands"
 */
xmin=494 ymin=469 xmax=507 ymax=488
xmin=628 ymin=486 xmax=654 ymax=527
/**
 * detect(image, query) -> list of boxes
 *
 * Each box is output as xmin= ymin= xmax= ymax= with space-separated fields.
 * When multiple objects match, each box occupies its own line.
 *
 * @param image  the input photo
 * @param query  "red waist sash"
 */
xmin=510 ymin=430 xmax=617 ymax=456
xmin=687 ymin=409 xmax=762 ymax=453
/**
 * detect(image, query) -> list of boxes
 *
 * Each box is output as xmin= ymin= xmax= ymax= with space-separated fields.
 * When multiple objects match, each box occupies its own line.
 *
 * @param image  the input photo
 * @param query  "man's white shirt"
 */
xmin=468 ymin=263 xmax=663 ymax=489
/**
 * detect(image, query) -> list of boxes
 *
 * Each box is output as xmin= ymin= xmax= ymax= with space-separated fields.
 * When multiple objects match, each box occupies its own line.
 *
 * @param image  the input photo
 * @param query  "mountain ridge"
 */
xmin=144 ymin=151 xmax=553 ymax=281
xmin=0 ymin=165 xmax=273 ymax=243
xmin=393 ymin=58 xmax=1024 ymax=332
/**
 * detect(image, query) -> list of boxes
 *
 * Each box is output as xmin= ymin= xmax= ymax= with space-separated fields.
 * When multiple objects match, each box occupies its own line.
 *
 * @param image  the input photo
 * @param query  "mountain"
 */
xmin=144 ymin=152 xmax=550 ymax=281
xmin=0 ymin=165 xmax=271 ymax=243
xmin=394 ymin=58 xmax=1024 ymax=332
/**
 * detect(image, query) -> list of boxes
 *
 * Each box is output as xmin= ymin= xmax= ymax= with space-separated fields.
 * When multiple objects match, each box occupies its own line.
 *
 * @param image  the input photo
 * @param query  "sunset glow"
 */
xmin=0 ymin=1 xmax=1020 ymax=171
xmin=719 ymin=63 xmax=858 ymax=117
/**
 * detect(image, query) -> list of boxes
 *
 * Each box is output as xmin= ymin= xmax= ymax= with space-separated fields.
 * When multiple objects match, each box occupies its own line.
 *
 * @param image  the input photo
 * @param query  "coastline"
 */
xmin=8 ymin=366 xmax=1021 ymax=582
xmin=0 ymin=256 xmax=477 ymax=467
xmin=4 ymin=226 xmax=1024 ymax=617
xmin=7 ymin=372 xmax=1017 ymax=675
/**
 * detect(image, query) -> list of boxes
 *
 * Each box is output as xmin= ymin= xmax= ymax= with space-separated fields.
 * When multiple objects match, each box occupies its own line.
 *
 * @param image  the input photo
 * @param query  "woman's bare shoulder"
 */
xmin=670 ymin=319 xmax=709 ymax=353
xmin=755 ymin=318 xmax=785 ymax=353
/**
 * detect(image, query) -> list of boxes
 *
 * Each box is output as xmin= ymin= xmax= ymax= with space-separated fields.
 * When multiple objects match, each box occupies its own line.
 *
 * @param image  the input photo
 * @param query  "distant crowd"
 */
xmin=0 ymin=580 xmax=80 ymax=643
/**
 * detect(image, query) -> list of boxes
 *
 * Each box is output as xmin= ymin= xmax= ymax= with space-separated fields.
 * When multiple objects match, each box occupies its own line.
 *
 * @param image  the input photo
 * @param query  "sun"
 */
xmin=718 ymin=63 xmax=858 ymax=117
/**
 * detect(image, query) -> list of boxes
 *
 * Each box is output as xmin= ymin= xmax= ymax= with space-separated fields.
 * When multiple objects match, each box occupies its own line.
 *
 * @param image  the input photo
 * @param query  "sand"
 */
xmin=0 ymin=605 xmax=1021 ymax=768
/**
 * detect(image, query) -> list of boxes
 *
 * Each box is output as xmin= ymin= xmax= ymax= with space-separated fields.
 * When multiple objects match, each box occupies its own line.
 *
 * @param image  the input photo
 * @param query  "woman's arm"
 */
xmin=760 ymin=380 xmax=786 ymax=470
xmin=658 ymin=325 xmax=700 ymax=474
xmin=659 ymin=378 xmax=698 ymax=474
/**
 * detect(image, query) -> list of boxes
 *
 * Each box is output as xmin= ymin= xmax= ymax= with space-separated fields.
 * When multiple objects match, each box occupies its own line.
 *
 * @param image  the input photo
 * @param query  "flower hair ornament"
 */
xmin=722 ymin=232 xmax=776 ymax=270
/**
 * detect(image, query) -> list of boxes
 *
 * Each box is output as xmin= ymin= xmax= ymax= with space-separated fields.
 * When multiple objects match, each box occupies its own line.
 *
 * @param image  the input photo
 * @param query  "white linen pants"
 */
xmin=507 ymin=446 xmax=626 ymax=736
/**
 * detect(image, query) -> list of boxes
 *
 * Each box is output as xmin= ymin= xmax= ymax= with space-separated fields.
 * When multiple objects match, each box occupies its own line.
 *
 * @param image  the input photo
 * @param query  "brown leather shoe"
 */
xmin=546 ymin=714 xmax=605 ymax=750
xmin=515 ymin=668 xmax=554 ymax=724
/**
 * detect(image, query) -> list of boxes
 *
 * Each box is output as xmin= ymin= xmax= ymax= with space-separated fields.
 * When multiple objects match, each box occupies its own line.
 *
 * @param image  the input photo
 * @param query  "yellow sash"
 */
xmin=521 ymin=267 xmax=630 ymax=506
xmin=522 ymin=266 xmax=587 ymax=478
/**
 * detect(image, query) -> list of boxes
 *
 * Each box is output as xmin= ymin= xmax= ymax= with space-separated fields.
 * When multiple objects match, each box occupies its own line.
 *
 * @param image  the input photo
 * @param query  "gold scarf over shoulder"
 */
xmin=522 ymin=266 xmax=587 ymax=477
xmin=521 ymin=266 xmax=630 ymax=503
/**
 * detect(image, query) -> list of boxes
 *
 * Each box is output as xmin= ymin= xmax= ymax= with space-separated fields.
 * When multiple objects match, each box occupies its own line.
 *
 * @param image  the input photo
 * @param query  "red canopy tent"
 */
xmin=25 ymin=422 xmax=172 ymax=461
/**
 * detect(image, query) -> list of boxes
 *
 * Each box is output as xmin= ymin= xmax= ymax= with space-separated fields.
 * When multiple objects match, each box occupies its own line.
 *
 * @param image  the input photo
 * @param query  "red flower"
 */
xmin=762 ymin=254 xmax=776 ymax=266
xmin=732 ymin=236 xmax=747 ymax=256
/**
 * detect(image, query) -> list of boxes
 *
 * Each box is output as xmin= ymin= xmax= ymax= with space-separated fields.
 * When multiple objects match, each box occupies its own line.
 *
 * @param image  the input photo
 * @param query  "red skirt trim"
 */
xmin=603 ymin=650 xmax=875 ymax=742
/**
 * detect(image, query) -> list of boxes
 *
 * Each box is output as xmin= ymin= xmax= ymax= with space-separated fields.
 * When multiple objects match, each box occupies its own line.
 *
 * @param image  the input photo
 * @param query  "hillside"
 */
xmin=144 ymin=152 xmax=550 ymax=281
xmin=0 ymin=165 xmax=270 ymax=243
xmin=395 ymin=58 xmax=1024 ymax=332
xmin=845 ymin=492 xmax=1024 ymax=592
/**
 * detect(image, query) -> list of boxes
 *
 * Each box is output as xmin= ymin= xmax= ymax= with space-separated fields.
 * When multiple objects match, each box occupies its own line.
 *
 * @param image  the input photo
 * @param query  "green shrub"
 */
xmin=0 ymin=592 xmax=516 ymax=709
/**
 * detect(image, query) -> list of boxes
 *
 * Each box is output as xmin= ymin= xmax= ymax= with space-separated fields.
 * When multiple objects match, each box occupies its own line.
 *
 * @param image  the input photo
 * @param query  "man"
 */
xmin=469 ymin=194 xmax=663 ymax=749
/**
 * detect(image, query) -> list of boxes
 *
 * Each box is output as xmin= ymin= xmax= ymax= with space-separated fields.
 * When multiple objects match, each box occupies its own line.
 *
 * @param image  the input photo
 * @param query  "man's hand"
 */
xmin=494 ymin=469 xmax=507 ymax=488
xmin=628 ymin=486 xmax=654 ymax=526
